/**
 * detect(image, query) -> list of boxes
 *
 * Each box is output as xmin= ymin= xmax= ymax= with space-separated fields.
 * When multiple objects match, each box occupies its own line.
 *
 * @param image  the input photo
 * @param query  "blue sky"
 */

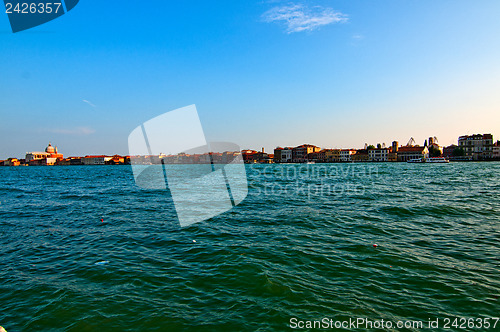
xmin=1 ymin=0 xmax=499 ymax=158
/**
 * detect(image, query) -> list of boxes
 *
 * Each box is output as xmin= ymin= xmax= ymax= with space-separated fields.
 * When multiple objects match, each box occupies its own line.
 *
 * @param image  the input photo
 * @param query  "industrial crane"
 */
xmin=406 ymin=137 xmax=416 ymax=147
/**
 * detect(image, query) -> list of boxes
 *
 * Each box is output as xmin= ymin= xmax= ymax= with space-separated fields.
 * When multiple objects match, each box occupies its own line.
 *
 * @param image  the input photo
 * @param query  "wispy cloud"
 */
xmin=82 ymin=99 xmax=96 ymax=108
xmin=262 ymin=4 xmax=348 ymax=33
xmin=46 ymin=127 xmax=96 ymax=135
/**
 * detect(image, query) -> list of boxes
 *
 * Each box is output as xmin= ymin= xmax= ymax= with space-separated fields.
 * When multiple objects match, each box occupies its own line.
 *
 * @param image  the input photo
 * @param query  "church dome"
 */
xmin=45 ymin=143 xmax=55 ymax=154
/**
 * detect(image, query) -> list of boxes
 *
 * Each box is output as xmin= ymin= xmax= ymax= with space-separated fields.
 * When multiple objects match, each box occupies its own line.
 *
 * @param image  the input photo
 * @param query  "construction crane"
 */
xmin=406 ymin=137 xmax=416 ymax=147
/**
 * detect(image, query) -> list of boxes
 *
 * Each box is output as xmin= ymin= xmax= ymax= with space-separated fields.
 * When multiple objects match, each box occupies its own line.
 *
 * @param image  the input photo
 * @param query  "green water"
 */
xmin=0 ymin=162 xmax=498 ymax=331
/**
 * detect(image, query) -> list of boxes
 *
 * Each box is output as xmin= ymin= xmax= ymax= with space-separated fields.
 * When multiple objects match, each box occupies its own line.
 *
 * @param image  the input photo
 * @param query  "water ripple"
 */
xmin=0 ymin=163 xmax=499 ymax=331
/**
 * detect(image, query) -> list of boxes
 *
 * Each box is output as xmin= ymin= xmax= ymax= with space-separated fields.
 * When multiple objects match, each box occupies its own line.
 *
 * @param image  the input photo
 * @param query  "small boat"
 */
xmin=306 ymin=161 xmax=315 ymax=164
xmin=426 ymin=157 xmax=449 ymax=163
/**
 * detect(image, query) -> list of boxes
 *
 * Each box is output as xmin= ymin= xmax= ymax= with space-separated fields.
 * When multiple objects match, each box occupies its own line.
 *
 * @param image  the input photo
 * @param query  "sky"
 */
xmin=1 ymin=0 xmax=500 ymax=159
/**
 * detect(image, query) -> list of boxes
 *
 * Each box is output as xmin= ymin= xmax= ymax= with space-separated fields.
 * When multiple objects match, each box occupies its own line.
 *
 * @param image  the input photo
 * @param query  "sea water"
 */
xmin=0 ymin=163 xmax=498 ymax=331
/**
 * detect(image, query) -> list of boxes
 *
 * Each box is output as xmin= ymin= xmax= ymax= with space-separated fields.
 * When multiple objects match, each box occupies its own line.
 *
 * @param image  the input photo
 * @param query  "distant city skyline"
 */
xmin=1 ymin=0 xmax=500 ymax=159
xmin=2 ymin=132 xmax=498 ymax=161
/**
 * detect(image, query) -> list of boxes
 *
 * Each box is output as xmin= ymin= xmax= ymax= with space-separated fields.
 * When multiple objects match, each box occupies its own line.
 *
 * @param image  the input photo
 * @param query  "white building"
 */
xmin=25 ymin=143 xmax=63 ymax=165
xmin=368 ymin=148 xmax=389 ymax=162
xmin=340 ymin=149 xmax=356 ymax=162
xmin=25 ymin=151 xmax=51 ymax=162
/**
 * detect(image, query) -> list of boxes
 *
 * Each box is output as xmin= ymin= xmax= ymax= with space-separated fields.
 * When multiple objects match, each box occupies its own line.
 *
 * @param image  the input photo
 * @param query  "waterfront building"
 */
xmin=427 ymin=136 xmax=443 ymax=156
xmin=292 ymin=144 xmax=321 ymax=163
xmin=25 ymin=143 xmax=64 ymax=166
xmin=253 ymin=150 xmax=272 ymax=163
xmin=107 ymin=155 xmax=125 ymax=165
xmin=307 ymin=149 xmax=326 ymax=162
xmin=82 ymin=155 xmax=113 ymax=165
xmin=273 ymin=148 xmax=283 ymax=163
xmin=280 ymin=148 xmax=292 ymax=163
xmin=340 ymin=149 xmax=357 ymax=162
xmin=163 ymin=154 xmax=179 ymax=164
xmin=131 ymin=155 xmax=161 ymax=165
xmin=177 ymin=153 xmax=194 ymax=164
xmin=3 ymin=158 xmax=21 ymax=166
xmin=443 ymin=145 xmax=457 ymax=159
xmin=333 ymin=149 xmax=341 ymax=162
xmin=242 ymin=149 xmax=272 ymax=163
xmin=352 ymin=150 xmax=369 ymax=162
xmin=368 ymin=148 xmax=390 ymax=162
xmin=493 ymin=141 xmax=500 ymax=160
xmin=133 ymin=151 xmax=237 ymax=165
xmin=129 ymin=155 xmax=147 ymax=165
xmin=159 ymin=154 xmax=178 ymax=164
xmin=184 ymin=154 xmax=199 ymax=164
xmin=58 ymin=157 xmax=83 ymax=166
xmin=458 ymin=134 xmax=494 ymax=160
xmin=177 ymin=154 xmax=188 ymax=164
xmin=387 ymin=141 xmax=398 ymax=162
xmin=319 ymin=149 xmax=328 ymax=162
xmin=210 ymin=153 xmax=224 ymax=164
xmin=242 ymin=150 xmax=258 ymax=163
xmin=222 ymin=151 xmax=240 ymax=164
xmin=324 ymin=149 xmax=341 ymax=162
xmin=388 ymin=152 xmax=397 ymax=162
xmin=397 ymin=146 xmax=429 ymax=162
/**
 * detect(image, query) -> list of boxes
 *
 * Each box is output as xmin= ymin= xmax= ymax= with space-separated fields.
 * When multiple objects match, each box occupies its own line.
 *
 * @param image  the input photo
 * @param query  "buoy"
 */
xmin=373 ymin=244 xmax=378 ymax=248
xmin=101 ymin=218 xmax=104 ymax=222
